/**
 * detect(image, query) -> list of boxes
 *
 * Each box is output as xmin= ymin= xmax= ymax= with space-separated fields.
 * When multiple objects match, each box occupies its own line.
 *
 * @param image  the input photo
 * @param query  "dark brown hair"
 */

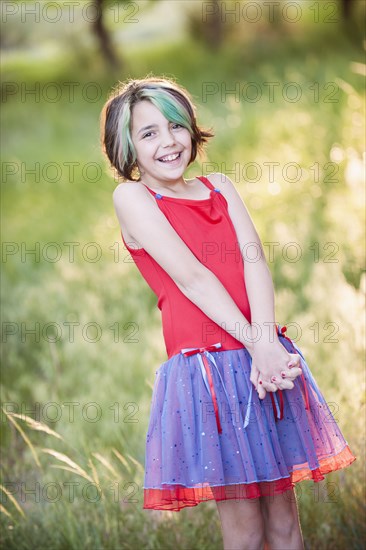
xmin=100 ymin=75 xmax=215 ymax=182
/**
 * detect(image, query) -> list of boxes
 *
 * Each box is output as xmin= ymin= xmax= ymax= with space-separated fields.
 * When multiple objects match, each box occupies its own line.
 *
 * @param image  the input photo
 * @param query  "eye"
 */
xmin=142 ymin=124 xmax=183 ymax=138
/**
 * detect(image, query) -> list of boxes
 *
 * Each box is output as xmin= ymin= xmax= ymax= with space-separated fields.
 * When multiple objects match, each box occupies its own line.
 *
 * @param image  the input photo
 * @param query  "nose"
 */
xmin=160 ymin=128 xmax=176 ymax=147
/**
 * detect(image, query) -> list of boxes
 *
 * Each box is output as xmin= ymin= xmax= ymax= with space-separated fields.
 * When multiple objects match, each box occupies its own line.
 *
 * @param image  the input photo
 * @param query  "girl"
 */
xmin=100 ymin=76 xmax=356 ymax=550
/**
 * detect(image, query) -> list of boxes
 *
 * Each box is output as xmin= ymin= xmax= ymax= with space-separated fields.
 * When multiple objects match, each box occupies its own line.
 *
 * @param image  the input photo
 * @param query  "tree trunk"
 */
xmin=206 ymin=0 xmax=222 ymax=51
xmin=92 ymin=0 xmax=120 ymax=69
xmin=341 ymin=0 xmax=353 ymax=18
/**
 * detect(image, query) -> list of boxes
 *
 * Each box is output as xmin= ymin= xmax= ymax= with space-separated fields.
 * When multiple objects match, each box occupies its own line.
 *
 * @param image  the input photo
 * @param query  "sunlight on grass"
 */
xmin=1 ymin=14 xmax=365 ymax=548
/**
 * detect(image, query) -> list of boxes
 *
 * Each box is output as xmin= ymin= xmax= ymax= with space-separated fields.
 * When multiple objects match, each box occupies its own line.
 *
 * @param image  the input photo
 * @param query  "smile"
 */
xmin=158 ymin=152 xmax=181 ymax=163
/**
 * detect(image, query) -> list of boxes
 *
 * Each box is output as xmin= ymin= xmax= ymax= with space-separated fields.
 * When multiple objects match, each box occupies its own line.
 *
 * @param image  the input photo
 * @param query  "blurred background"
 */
xmin=1 ymin=1 xmax=365 ymax=548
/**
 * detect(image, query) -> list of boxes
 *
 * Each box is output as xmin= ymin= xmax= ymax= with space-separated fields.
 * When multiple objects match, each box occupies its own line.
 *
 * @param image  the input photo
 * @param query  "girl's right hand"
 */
xmin=249 ymin=345 xmax=303 ymax=400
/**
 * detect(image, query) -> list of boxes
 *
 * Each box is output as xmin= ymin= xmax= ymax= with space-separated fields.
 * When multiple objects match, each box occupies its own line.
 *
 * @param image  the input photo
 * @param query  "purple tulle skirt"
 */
xmin=143 ymin=324 xmax=356 ymax=511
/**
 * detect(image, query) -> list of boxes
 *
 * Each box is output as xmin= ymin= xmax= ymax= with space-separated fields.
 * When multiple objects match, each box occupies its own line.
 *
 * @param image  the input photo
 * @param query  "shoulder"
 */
xmin=113 ymin=181 xmax=161 ymax=250
xmin=113 ymin=180 xmax=145 ymax=202
xmin=207 ymin=172 xmax=237 ymax=193
xmin=207 ymin=172 xmax=245 ymax=206
xmin=113 ymin=181 xmax=154 ymax=213
xmin=208 ymin=172 xmax=254 ymax=224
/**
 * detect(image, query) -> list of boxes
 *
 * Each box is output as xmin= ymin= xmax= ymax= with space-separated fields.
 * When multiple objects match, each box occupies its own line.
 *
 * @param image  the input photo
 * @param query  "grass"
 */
xmin=1 ymin=9 xmax=365 ymax=549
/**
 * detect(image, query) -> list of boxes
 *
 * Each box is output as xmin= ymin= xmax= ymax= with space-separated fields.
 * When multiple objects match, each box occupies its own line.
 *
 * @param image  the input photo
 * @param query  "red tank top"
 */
xmin=120 ymin=175 xmax=252 ymax=359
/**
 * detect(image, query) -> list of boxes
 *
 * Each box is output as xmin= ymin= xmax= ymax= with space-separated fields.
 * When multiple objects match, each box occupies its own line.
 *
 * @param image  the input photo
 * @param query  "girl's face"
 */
xmin=130 ymin=99 xmax=192 ymax=185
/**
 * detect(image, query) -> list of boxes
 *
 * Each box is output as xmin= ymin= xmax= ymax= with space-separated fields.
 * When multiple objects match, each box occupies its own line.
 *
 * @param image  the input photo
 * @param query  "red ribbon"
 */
xmin=278 ymin=325 xmax=310 ymax=413
xmin=182 ymin=344 xmax=224 ymax=434
xmin=269 ymin=390 xmax=284 ymax=422
xmin=181 ymin=327 xmax=310 ymax=433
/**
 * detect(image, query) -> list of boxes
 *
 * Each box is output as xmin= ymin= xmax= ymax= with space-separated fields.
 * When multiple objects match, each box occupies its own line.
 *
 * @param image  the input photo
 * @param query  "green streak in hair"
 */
xmin=120 ymin=87 xmax=193 ymax=167
xmin=141 ymin=89 xmax=192 ymax=134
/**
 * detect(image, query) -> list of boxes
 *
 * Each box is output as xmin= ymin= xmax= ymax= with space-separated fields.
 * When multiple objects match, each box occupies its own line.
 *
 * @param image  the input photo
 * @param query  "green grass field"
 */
xmin=1 ymin=9 xmax=365 ymax=549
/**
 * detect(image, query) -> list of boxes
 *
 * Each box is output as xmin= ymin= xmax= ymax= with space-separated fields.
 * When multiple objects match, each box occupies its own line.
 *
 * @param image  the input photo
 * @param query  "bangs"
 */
xmin=140 ymin=88 xmax=193 ymax=134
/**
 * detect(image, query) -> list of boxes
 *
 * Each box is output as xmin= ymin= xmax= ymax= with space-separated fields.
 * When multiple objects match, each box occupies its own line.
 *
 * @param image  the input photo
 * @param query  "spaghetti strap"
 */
xmin=141 ymin=177 xmax=219 ymax=201
xmin=141 ymin=183 xmax=158 ymax=197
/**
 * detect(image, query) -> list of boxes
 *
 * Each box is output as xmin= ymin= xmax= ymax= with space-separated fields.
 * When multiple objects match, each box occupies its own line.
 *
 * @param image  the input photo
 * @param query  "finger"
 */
xmin=257 ymin=384 xmax=267 ymax=400
xmin=249 ymin=371 xmax=258 ymax=386
xmin=250 ymin=368 xmax=261 ymax=393
xmin=274 ymin=379 xmax=294 ymax=391
xmin=282 ymin=367 xmax=302 ymax=380
xmin=288 ymin=365 xmax=302 ymax=375
xmin=291 ymin=367 xmax=303 ymax=380
xmin=288 ymin=355 xmax=302 ymax=368
xmin=270 ymin=375 xmax=294 ymax=390
xmin=261 ymin=380 xmax=278 ymax=393
xmin=257 ymin=379 xmax=272 ymax=398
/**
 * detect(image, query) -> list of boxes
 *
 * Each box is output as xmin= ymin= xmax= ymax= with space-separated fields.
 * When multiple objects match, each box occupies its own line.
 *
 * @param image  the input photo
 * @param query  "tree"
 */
xmin=91 ymin=0 xmax=120 ymax=69
xmin=91 ymin=0 xmax=158 ymax=69
xmin=341 ymin=0 xmax=353 ymax=19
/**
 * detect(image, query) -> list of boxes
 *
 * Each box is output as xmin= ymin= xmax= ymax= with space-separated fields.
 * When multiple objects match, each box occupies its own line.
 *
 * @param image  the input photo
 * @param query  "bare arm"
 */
xmin=210 ymin=173 xmax=303 ymax=396
xmin=113 ymin=182 xmax=255 ymax=353
xmin=211 ymin=174 xmax=278 ymax=344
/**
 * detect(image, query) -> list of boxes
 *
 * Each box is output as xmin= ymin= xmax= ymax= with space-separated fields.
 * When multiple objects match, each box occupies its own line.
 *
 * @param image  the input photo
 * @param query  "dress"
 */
xmin=120 ymin=175 xmax=356 ymax=512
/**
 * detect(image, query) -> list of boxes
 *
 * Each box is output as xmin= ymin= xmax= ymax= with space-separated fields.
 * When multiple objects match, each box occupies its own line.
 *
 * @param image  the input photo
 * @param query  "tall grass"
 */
xmin=1 ymin=16 xmax=365 ymax=549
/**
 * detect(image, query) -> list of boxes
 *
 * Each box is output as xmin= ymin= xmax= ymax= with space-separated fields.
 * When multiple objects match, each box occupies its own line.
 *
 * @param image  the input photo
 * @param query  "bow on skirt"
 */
xmin=180 ymin=324 xmax=311 ymax=435
xmin=180 ymin=342 xmax=230 ymax=434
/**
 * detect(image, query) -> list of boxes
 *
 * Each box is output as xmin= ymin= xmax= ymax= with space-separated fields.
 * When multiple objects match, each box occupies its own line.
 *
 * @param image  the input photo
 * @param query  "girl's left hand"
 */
xmin=249 ymin=340 xmax=303 ymax=400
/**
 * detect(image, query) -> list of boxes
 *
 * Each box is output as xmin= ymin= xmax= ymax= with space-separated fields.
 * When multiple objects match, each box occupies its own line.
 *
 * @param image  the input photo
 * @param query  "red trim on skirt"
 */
xmin=143 ymin=445 xmax=356 ymax=512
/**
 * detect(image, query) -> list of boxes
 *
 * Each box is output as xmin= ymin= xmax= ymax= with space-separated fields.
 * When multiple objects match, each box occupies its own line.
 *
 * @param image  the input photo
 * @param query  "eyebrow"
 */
xmin=137 ymin=124 xmax=158 ymax=136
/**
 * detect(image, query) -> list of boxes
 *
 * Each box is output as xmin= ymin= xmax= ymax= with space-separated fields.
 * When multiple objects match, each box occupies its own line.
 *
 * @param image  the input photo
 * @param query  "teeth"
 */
xmin=159 ymin=153 xmax=180 ymax=162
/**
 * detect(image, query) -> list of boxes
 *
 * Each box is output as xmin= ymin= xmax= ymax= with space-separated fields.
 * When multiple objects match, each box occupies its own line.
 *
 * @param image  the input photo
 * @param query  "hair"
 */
xmin=100 ymin=75 xmax=215 ymax=182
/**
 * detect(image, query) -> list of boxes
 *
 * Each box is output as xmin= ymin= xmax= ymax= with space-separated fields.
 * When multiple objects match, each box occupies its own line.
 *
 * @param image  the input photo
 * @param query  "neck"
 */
xmin=140 ymin=174 xmax=189 ymax=192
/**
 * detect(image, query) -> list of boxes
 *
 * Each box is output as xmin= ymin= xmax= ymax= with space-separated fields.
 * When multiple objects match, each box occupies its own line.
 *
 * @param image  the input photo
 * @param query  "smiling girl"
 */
xmin=100 ymin=76 xmax=356 ymax=550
